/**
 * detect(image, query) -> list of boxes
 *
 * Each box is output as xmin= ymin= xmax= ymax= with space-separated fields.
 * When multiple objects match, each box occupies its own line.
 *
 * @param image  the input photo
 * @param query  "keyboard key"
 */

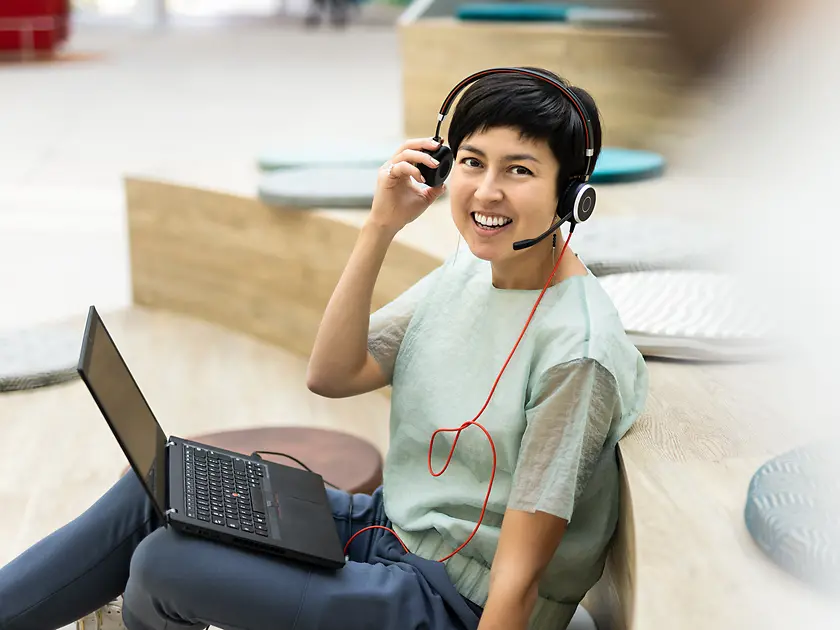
xmin=212 ymin=517 xmax=225 ymax=526
xmin=241 ymin=524 xmax=254 ymax=533
xmin=198 ymin=513 xmax=211 ymax=522
xmin=227 ymin=520 xmax=240 ymax=529
xmin=255 ymin=528 xmax=269 ymax=537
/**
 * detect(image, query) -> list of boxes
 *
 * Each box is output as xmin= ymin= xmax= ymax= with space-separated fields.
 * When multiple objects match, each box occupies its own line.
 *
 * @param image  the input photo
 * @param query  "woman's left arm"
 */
xmin=478 ymin=509 xmax=568 ymax=630
xmin=477 ymin=357 xmax=626 ymax=630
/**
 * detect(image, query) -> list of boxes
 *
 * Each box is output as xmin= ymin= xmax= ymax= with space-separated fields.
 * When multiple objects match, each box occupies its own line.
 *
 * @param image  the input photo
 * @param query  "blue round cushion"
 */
xmin=745 ymin=442 xmax=840 ymax=594
xmin=258 ymin=143 xmax=395 ymax=172
xmin=590 ymin=147 xmax=665 ymax=184
xmin=457 ymin=3 xmax=574 ymax=21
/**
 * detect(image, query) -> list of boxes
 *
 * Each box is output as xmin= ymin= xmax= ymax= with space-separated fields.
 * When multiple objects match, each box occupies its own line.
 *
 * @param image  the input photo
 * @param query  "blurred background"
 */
xmin=1 ymin=1 xmax=839 ymax=629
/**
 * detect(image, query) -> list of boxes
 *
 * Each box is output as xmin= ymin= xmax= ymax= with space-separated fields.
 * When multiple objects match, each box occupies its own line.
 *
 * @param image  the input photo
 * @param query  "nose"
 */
xmin=473 ymin=171 xmax=503 ymax=204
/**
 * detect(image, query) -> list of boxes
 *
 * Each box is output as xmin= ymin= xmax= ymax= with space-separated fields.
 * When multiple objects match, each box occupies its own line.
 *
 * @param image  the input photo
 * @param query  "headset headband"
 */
xmin=433 ymin=67 xmax=596 ymax=182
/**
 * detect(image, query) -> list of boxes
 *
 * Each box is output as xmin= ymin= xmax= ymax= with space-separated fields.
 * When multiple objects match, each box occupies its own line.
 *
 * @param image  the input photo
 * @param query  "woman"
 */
xmin=0 ymin=67 xmax=647 ymax=630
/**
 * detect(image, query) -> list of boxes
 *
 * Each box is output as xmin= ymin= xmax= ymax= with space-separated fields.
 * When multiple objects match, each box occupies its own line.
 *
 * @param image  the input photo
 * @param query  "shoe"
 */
xmin=75 ymin=596 xmax=126 ymax=630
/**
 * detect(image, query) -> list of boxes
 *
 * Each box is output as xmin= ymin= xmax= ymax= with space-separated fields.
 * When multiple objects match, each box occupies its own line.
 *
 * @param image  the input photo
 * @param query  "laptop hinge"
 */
xmin=164 ymin=438 xmax=177 ymax=518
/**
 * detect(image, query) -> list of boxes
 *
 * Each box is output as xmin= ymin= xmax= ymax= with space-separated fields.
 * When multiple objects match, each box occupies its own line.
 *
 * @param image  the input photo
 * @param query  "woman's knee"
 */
xmin=127 ymin=527 xmax=193 ymax=597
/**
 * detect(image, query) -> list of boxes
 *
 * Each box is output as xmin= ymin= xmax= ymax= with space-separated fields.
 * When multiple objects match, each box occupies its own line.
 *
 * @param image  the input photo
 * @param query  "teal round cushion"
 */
xmin=745 ymin=442 xmax=840 ymax=594
xmin=590 ymin=148 xmax=665 ymax=184
xmin=456 ymin=3 xmax=574 ymax=21
xmin=258 ymin=142 xmax=395 ymax=172
xmin=258 ymin=167 xmax=380 ymax=209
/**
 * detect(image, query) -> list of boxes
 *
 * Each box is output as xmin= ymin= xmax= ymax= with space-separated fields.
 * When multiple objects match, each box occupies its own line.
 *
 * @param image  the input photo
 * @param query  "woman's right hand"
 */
xmin=367 ymin=138 xmax=448 ymax=234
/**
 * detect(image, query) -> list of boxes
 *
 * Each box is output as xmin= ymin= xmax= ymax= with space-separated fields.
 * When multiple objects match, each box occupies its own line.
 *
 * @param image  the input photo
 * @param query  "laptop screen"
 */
xmin=77 ymin=306 xmax=168 ymax=520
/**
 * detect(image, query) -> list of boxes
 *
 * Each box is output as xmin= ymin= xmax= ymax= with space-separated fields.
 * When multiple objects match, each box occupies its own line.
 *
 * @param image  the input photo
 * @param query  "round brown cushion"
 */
xmin=184 ymin=427 xmax=383 ymax=495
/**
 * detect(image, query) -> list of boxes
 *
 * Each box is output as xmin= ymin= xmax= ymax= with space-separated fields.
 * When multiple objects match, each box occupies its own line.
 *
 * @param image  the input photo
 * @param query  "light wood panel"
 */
xmin=124 ymin=176 xmax=840 ymax=630
xmin=398 ymin=18 xmax=693 ymax=152
xmin=126 ymin=178 xmax=441 ymax=360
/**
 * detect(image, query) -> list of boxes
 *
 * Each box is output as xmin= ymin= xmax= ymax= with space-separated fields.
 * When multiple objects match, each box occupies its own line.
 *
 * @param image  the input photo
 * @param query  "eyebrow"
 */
xmin=460 ymin=143 xmax=542 ymax=164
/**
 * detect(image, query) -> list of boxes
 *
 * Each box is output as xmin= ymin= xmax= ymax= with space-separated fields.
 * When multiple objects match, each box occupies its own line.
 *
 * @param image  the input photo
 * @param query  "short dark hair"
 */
xmin=446 ymin=67 xmax=603 ymax=211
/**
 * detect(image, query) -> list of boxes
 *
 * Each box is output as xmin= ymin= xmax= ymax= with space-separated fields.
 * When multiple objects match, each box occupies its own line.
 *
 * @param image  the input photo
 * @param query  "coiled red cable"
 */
xmin=343 ymin=229 xmax=575 ymax=561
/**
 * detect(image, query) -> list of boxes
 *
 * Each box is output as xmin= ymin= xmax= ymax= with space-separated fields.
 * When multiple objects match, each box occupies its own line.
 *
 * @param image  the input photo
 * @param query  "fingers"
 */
xmin=393 ymin=148 xmax=440 ymax=170
xmin=383 ymin=160 xmax=425 ymax=184
xmin=391 ymin=138 xmax=441 ymax=163
xmin=393 ymin=137 xmax=442 ymax=158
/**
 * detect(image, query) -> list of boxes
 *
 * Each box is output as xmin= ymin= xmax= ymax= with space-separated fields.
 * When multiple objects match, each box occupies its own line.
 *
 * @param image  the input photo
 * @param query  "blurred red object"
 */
xmin=0 ymin=0 xmax=70 ymax=54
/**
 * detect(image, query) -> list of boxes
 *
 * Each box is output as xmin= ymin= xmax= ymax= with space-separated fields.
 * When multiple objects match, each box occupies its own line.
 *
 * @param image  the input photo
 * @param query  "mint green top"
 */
xmin=368 ymin=250 xmax=649 ymax=630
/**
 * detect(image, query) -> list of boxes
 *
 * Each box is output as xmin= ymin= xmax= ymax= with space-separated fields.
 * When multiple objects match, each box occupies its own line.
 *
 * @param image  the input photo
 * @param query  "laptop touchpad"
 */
xmin=269 ymin=464 xmax=330 ymax=503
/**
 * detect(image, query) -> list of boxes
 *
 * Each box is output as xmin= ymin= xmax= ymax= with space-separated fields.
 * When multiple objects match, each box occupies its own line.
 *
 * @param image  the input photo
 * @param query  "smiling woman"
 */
xmin=305 ymin=68 xmax=647 ymax=630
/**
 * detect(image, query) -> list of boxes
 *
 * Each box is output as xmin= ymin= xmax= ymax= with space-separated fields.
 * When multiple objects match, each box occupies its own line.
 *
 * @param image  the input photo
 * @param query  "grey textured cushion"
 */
xmin=574 ymin=215 xmax=729 ymax=277
xmin=745 ymin=442 xmax=840 ymax=594
xmin=258 ymin=167 xmax=380 ymax=209
xmin=597 ymin=270 xmax=777 ymax=361
xmin=0 ymin=322 xmax=81 ymax=392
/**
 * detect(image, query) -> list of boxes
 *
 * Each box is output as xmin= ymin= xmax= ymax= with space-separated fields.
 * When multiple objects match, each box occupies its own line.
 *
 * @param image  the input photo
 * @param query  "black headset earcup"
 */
xmin=561 ymin=181 xmax=596 ymax=223
xmin=416 ymin=144 xmax=453 ymax=188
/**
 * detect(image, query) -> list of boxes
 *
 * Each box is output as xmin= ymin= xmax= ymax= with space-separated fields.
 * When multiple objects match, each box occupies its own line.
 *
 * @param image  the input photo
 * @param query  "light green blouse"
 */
xmin=368 ymin=250 xmax=649 ymax=630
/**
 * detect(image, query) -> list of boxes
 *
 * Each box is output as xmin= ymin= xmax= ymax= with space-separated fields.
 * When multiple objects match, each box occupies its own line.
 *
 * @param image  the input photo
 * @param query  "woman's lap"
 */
xmin=124 ymin=486 xmax=481 ymax=630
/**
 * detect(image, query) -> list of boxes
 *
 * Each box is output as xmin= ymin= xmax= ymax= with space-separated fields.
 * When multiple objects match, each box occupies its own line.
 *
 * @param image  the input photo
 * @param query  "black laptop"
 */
xmin=76 ymin=305 xmax=346 ymax=570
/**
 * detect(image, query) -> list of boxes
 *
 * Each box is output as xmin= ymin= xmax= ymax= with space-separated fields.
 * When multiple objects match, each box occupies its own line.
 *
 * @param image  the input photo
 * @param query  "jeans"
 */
xmin=0 ymin=473 xmax=482 ymax=630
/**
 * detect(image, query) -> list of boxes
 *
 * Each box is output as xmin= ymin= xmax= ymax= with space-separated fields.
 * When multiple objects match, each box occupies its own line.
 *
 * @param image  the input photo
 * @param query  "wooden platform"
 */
xmin=122 ymin=175 xmax=840 ymax=629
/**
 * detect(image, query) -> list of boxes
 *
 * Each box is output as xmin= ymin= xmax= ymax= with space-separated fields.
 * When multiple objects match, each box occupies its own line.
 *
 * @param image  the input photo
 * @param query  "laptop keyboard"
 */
xmin=184 ymin=445 xmax=270 ymax=537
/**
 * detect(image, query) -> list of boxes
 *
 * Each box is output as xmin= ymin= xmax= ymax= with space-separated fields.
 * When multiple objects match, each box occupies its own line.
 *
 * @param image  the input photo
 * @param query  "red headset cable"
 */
xmin=343 ymin=227 xmax=575 ymax=562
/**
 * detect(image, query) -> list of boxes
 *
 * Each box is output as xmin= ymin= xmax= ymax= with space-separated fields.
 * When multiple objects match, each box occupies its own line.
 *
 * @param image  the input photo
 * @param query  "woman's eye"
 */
xmin=461 ymin=157 xmax=482 ymax=168
xmin=511 ymin=165 xmax=533 ymax=176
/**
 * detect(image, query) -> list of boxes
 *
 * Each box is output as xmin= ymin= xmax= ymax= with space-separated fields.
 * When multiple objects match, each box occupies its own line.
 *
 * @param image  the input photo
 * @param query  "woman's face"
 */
xmin=449 ymin=127 xmax=560 ymax=267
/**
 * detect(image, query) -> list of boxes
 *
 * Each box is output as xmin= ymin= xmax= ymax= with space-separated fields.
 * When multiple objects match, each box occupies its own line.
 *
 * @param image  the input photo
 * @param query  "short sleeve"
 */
xmin=507 ymin=358 xmax=621 ymax=522
xmin=367 ymin=264 xmax=444 ymax=383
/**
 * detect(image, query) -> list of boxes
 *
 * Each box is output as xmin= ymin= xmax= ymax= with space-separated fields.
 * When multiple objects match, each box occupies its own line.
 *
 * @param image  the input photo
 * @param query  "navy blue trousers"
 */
xmin=0 ymin=473 xmax=482 ymax=630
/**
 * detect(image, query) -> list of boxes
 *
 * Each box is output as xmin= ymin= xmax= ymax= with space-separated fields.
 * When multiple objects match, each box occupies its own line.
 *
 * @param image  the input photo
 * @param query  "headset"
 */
xmin=415 ymin=67 xmax=598 ymax=250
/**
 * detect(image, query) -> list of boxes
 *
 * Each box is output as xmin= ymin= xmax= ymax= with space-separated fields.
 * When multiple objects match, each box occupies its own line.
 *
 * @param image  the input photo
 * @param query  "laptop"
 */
xmin=76 ymin=305 xmax=346 ymax=570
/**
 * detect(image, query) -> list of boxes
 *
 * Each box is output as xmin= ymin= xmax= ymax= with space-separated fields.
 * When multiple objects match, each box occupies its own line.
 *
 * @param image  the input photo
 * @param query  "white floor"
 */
xmin=0 ymin=17 xmax=404 ymax=334
xmin=1 ymin=20 xmax=401 ymax=627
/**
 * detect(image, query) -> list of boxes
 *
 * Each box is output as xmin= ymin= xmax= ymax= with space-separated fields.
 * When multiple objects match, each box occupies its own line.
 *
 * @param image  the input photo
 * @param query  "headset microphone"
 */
xmin=512 ymin=211 xmax=573 ymax=251
xmin=511 ymin=182 xmax=596 ymax=250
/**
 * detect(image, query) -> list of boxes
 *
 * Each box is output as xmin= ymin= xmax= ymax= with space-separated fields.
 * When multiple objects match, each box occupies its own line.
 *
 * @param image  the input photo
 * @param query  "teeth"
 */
xmin=474 ymin=213 xmax=512 ymax=228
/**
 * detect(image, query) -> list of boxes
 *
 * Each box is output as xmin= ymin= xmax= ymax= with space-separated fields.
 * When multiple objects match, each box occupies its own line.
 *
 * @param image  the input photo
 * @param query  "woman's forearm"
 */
xmin=306 ymin=220 xmax=397 ymax=388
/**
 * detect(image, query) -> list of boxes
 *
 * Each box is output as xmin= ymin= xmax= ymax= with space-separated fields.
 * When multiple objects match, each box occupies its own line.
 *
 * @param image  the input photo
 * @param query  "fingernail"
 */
xmin=431 ymin=158 xmax=439 ymax=165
